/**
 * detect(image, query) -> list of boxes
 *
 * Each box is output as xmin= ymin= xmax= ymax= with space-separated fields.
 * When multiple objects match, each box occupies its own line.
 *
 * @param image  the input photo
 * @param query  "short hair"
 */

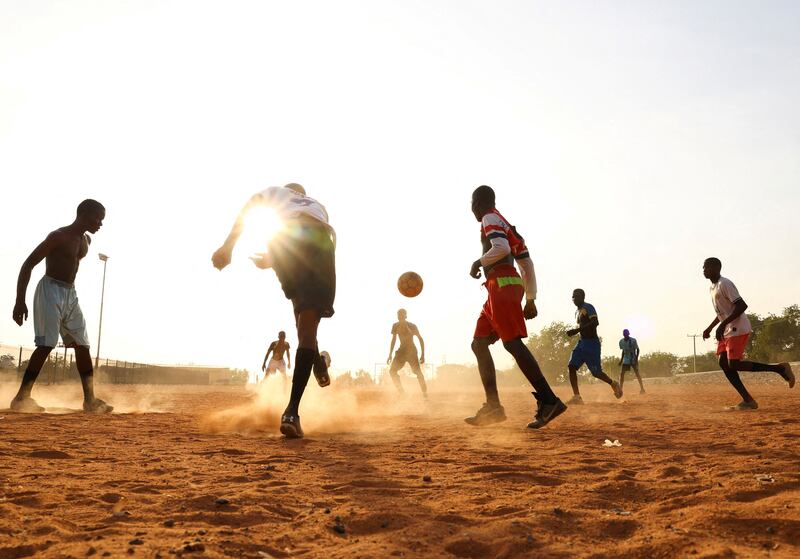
xmin=705 ymin=257 xmax=722 ymax=269
xmin=623 ymin=329 xmax=630 ymax=336
xmin=472 ymin=185 xmax=495 ymax=206
xmin=77 ymin=199 xmax=105 ymax=216
xmin=284 ymin=183 xmax=306 ymax=195
xmin=398 ymin=308 xmax=407 ymax=317
xmin=573 ymin=288 xmax=585 ymax=297
xmin=278 ymin=331 xmax=286 ymax=337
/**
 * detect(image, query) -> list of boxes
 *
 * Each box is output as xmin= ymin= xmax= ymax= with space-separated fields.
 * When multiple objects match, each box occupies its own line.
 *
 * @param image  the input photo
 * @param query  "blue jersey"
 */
xmin=619 ymin=337 xmax=639 ymax=365
xmin=575 ymin=302 xmax=599 ymax=339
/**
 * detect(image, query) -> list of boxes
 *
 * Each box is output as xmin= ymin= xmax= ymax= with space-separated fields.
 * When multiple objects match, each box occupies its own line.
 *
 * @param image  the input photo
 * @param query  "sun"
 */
xmin=238 ymin=205 xmax=284 ymax=256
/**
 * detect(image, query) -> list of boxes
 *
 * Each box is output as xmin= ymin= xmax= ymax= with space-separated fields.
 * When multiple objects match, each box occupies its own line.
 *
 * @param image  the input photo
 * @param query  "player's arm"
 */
xmin=702 ymin=317 xmax=720 ymax=340
xmin=471 ymin=215 xmax=510 ymax=278
xmin=387 ymin=333 xmax=397 ymax=364
xmin=634 ymin=341 xmax=640 ymax=361
xmin=714 ymin=299 xmax=748 ymax=341
xmin=13 ymin=232 xmax=63 ymax=325
xmin=212 ymin=194 xmax=264 ymax=270
xmin=286 ymin=344 xmax=291 ymax=368
xmin=567 ymin=315 xmax=599 ymax=337
xmin=414 ymin=327 xmax=425 ymax=364
xmin=516 ymin=255 xmax=538 ymax=319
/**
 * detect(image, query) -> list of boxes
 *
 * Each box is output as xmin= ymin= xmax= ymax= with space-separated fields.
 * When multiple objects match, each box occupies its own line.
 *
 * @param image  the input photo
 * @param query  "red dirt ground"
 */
xmin=0 ymin=381 xmax=798 ymax=558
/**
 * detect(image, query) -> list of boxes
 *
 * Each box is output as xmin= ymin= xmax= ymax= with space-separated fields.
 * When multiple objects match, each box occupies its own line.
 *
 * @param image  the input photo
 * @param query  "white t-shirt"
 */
xmin=710 ymin=276 xmax=752 ymax=338
xmin=255 ymin=186 xmax=332 ymax=229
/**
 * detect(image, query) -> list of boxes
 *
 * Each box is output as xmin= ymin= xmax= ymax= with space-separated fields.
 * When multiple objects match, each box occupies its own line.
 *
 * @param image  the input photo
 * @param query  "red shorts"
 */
xmin=473 ymin=265 xmax=527 ymax=343
xmin=717 ymin=333 xmax=750 ymax=360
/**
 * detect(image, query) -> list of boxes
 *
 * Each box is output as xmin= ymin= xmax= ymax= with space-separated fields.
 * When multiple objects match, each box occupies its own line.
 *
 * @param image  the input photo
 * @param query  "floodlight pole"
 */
xmin=95 ymin=254 xmax=109 ymax=370
xmin=686 ymin=334 xmax=699 ymax=374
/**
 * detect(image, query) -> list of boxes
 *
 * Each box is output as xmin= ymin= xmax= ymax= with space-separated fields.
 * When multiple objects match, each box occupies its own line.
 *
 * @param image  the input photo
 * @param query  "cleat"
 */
xmin=464 ymin=403 xmax=506 ymax=426
xmin=725 ymin=400 xmax=758 ymax=411
xmin=10 ymin=396 xmax=45 ymax=413
xmin=83 ymin=398 xmax=113 ymax=414
xmin=612 ymin=381 xmax=623 ymax=399
xmin=280 ymin=413 xmax=304 ymax=438
xmin=313 ymin=351 xmax=331 ymax=387
xmin=566 ymin=394 xmax=584 ymax=405
xmin=778 ymin=363 xmax=795 ymax=388
xmin=527 ymin=393 xmax=568 ymax=429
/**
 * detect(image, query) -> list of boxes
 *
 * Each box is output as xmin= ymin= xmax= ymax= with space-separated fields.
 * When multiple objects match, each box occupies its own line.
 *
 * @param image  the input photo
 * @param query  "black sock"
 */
xmin=739 ymin=361 xmax=781 ymax=373
xmin=723 ymin=369 xmax=753 ymax=401
xmin=504 ymin=341 xmax=557 ymax=404
xmin=79 ymin=370 xmax=95 ymax=402
xmin=476 ymin=353 xmax=500 ymax=406
xmin=286 ymin=348 xmax=316 ymax=416
xmin=18 ymin=369 xmax=40 ymax=398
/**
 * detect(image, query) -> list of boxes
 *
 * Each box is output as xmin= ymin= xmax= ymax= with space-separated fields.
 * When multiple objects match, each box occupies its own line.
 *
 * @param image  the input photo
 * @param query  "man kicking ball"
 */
xmin=619 ymin=329 xmax=645 ymax=394
xmin=261 ymin=331 xmax=291 ymax=389
xmin=386 ymin=309 xmax=427 ymax=399
xmin=465 ymin=185 xmax=566 ymax=429
xmin=702 ymin=257 xmax=794 ymax=410
xmin=10 ymin=199 xmax=113 ymax=414
xmin=212 ymin=183 xmax=335 ymax=438
xmin=566 ymin=289 xmax=623 ymax=404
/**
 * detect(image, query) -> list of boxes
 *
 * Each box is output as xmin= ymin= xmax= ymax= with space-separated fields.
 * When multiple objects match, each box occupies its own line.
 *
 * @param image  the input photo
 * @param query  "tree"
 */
xmin=523 ymin=321 xmax=574 ymax=384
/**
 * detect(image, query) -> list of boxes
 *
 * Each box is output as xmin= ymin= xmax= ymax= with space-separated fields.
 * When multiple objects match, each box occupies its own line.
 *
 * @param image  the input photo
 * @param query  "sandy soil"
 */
xmin=0 ymin=380 xmax=798 ymax=558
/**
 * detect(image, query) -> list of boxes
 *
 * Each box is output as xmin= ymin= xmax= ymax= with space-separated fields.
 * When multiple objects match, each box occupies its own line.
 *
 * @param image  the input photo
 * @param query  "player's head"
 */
xmin=76 ymin=199 xmax=105 ymax=233
xmin=471 ymin=185 xmax=495 ymax=221
xmin=284 ymin=183 xmax=306 ymax=195
xmin=703 ymin=257 xmax=722 ymax=280
xmin=278 ymin=331 xmax=286 ymax=340
xmin=572 ymin=288 xmax=585 ymax=306
xmin=397 ymin=308 xmax=407 ymax=320
xmin=623 ymin=328 xmax=630 ymax=338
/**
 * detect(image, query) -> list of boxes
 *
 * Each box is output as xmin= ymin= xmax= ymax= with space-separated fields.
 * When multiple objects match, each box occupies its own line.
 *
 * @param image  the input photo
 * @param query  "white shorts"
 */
xmin=33 ymin=276 xmax=89 ymax=348
xmin=266 ymin=358 xmax=287 ymax=374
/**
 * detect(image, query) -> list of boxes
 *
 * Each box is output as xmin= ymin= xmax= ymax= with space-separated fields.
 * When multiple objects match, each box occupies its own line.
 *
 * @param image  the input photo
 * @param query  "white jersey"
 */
xmin=255 ymin=186 xmax=332 ymax=231
xmin=710 ymin=276 xmax=752 ymax=338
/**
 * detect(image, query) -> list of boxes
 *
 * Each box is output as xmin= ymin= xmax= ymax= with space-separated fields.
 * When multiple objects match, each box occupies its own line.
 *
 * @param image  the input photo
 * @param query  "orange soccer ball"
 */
xmin=397 ymin=271 xmax=424 ymax=298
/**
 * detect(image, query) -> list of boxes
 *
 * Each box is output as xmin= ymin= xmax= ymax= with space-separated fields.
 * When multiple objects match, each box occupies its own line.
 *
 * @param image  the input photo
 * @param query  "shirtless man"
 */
xmin=10 ymin=199 xmax=113 ymax=413
xmin=386 ymin=309 xmax=427 ymax=398
xmin=262 ymin=331 xmax=291 ymax=388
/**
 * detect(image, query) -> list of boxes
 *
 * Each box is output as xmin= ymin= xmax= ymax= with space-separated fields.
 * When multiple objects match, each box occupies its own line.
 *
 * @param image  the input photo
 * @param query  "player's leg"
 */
xmin=388 ymin=356 xmax=406 ymax=394
xmin=585 ymin=340 xmax=622 ymax=398
xmin=632 ymin=364 xmax=645 ymax=393
xmin=731 ymin=355 xmax=794 ymax=388
xmin=11 ymin=346 xmax=52 ymax=411
xmin=567 ymin=341 xmax=584 ymax=403
xmin=619 ymin=365 xmax=627 ymax=390
xmin=465 ymin=335 xmax=506 ymax=425
xmin=502 ymin=338 xmax=557 ymax=404
xmin=409 ymin=356 xmax=427 ymax=398
xmin=73 ymin=345 xmax=112 ymax=413
xmin=283 ymin=309 xmax=320 ymax=417
xmin=719 ymin=352 xmax=756 ymax=408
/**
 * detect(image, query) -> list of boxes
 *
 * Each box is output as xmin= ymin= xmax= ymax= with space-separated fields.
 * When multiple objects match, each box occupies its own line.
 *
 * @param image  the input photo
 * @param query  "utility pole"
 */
xmin=95 ymin=253 xmax=109 ymax=370
xmin=686 ymin=334 xmax=700 ymax=374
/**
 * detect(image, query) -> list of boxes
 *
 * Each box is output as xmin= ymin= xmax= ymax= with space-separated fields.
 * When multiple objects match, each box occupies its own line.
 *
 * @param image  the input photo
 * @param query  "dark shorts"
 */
xmin=621 ymin=363 xmax=639 ymax=373
xmin=391 ymin=346 xmax=421 ymax=373
xmin=569 ymin=338 xmax=602 ymax=376
xmin=269 ymin=222 xmax=336 ymax=318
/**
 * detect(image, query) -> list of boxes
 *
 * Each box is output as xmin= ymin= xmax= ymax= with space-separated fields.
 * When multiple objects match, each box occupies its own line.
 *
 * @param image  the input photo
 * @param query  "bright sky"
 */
xmin=1 ymin=1 xmax=798 ymax=377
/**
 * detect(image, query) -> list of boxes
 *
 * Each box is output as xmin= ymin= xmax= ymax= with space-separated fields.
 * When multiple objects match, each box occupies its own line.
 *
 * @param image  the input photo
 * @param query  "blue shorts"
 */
xmin=569 ymin=338 xmax=602 ymax=376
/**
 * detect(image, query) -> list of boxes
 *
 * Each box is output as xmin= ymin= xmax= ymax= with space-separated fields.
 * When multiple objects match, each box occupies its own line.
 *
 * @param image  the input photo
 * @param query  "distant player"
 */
xmin=619 ymin=329 xmax=645 ymax=394
xmin=213 ymin=183 xmax=335 ymax=438
xmin=702 ymin=257 xmax=794 ymax=410
xmin=566 ymin=289 xmax=623 ymax=404
xmin=261 ymin=331 xmax=291 ymax=388
xmin=386 ymin=309 xmax=427 ymax=399
xmin=10 ymin=199 xmax=113 ymax=414
xmin=465 ymin=185 xmax=566 ymax=429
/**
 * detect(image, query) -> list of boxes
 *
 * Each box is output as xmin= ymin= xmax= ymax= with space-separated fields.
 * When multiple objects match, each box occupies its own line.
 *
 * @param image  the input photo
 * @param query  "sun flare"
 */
xmin=238 ymin=205 xmax=284 ymax=257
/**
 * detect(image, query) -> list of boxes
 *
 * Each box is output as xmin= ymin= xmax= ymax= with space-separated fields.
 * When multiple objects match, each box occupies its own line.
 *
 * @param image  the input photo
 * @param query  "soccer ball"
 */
xmin=397 ymin=271 xmax=423 ymax=298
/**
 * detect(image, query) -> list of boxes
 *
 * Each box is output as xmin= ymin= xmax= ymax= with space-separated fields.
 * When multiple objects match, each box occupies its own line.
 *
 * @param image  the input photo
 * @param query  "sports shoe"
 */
xmin=612 ymin=381 xmax=623 ymax=399
xmin=778 ymin=363 xmax=795 ymax=388
xmin=725 ymin=400 xmax=758 ymax=411
xmin=566 ymin=394 xmax=584 ymax=405
xmin=83 ymin=398 xmax=113 ymax=413
xmin=527 ymin=393 xmax=568 ymax=429
xmin=464 ymin=403 xmax=506 ymax=426
xmin=280 ymin=413 xmax=304 ymax=438
xmin=10 ymin=396 xmax=45 ymax=413
xmin=313 ymin=351 xmax=331 ymax=387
